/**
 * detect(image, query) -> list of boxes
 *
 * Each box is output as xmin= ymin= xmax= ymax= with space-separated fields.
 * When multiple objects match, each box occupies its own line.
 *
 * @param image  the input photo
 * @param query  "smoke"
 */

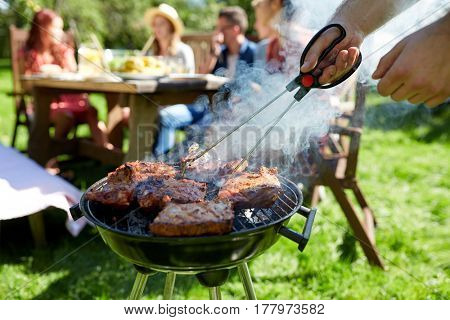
xmin=183 ymin=62 xmax=342 ymax=181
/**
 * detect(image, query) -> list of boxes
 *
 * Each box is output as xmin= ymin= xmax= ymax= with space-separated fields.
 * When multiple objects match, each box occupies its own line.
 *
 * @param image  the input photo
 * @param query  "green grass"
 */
xmin=0 ymin=60 xmax=449 ymax=299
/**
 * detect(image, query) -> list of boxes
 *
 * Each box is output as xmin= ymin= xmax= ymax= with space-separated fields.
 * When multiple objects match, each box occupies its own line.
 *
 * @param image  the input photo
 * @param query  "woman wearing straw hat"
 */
xmin=108 ymin=4 xmax=194 ymax=149
xmin=144 ymin=3 xmax=195 ymax=73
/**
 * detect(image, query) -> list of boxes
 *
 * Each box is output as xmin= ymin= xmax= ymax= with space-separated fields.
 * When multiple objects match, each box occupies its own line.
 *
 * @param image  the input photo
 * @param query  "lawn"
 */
xmin=0 ymin=60 xmax=448 ymax=299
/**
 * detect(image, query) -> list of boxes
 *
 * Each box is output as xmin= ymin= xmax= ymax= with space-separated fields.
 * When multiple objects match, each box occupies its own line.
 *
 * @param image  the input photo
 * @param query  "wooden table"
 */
xmin=22 ymin=75 xmax=228 ymax=166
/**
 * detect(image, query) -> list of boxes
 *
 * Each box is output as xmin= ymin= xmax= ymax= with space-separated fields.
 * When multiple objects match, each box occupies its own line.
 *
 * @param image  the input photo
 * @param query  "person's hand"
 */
xmin=300 ymin=21 xmax=364 ymax=84
xmin=199 ymin=32 xmax=223 ymax=74
xmin=210 ymin=32 xmax=224 ymax=57
xmin=372 ymin=18 xmax=450 ymax=108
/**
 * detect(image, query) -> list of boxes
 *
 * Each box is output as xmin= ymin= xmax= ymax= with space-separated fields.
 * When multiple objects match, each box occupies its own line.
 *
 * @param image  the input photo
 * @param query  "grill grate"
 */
xmin=84 ymin=176 xmax=301 ymax=237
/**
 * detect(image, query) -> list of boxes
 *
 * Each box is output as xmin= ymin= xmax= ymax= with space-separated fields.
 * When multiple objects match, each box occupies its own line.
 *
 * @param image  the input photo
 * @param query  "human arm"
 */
xmin=300 ymin=0 xmax=420 ymax=84
xmin=372 ymin=12 xmax=450 ymax=107
xmin=199 ymin=32 xmax=223 ymax=74
xmin=53 ymin=44 xmax=77 ymax=72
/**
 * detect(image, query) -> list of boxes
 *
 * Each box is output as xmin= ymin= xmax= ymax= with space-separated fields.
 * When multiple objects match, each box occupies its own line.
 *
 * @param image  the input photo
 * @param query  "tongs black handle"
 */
xmin=287 ymin=23 xmax=362 ymax=94
xmin=277 ymin=206 xmax=317 ymax=252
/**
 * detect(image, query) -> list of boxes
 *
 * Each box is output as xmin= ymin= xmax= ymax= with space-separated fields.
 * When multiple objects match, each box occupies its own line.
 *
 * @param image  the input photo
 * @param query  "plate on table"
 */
xmin=45 ymin=72 xmax=85 ymax=81
xmin=113 ymin=72 xmax=164 ymax=81
xmin=23 ymin=72 xmax=85 ymax=81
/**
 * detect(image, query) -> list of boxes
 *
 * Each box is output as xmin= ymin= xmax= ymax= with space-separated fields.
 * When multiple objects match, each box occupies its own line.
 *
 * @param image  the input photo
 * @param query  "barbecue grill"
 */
xmin=67 ymin=22 xmax=367 ymax=300
xmin=70 ymin=175 xmax=316 ymax=300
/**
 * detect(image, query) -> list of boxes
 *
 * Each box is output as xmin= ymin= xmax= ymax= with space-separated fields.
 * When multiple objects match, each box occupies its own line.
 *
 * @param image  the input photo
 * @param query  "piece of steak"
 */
xmin=86 ymin=161 xmax=178 ymax=207
xmin=85 ymin=183 xmax=134 ymax=209
xmin=107 ymin=161 xmax=177 ymax=184
xmin=184 ymin=159 xmax=249 ymax=183
xmin=217 ymin=167 xmax=281 ymax=209
xmin=149 ymin=200 xmax=234 ymax=236
xmin=135 ymin=177 xmax=207 ymax=211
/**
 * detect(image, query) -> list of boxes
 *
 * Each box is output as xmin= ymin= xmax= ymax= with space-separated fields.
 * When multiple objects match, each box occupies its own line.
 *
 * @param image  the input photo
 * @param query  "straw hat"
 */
xmin=144 ymin=3 xmax=184 ymax=35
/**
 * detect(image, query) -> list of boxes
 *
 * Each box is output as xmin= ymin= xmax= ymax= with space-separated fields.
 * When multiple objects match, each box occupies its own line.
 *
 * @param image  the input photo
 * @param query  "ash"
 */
xmin=127 ymin=210 xmax=151 ymax=235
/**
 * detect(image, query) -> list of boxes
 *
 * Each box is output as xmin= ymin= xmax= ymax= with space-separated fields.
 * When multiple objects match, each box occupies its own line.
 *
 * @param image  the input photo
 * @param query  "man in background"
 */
xmin=200 ymin=6 xmax=256 ymax=77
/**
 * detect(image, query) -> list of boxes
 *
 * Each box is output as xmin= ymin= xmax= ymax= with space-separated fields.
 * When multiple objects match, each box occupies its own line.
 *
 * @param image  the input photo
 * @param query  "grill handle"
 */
xmin=277 ymin=206 xmax=317 ymax=252
xmin=69 ymin=203 xmax=83 ymax=221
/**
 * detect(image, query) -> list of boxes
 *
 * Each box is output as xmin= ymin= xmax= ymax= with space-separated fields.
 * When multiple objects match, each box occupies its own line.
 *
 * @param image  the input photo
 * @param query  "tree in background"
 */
xmin=0 ymin=0 xmax=254 ymax=58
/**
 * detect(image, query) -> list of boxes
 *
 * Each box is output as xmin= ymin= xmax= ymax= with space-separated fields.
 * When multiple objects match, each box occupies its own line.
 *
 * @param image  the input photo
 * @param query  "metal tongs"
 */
xmin=181 ymin=24 xmax=362 ymax=174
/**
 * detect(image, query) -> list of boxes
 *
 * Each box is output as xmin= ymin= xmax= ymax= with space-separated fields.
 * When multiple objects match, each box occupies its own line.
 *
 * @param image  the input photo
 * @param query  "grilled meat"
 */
xmin=217 ymin=167 xmax=281 ymax=209
xmin=149 ymin=200 xmax=234 ymax=236
xmin=184 ymin=159 xmax=248 ymax=183
xmin=135 ymin=177 xmax=207 ymax=211
xmin=86 ymin=161 xmax=178 ymax=207
xmin=85 ymin=183 xmax=134 ymax=209
xmin=107 ymin=161 xmax=177 ymax=184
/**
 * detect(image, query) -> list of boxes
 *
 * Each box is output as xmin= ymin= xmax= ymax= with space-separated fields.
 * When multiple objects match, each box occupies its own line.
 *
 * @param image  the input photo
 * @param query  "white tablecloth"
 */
xmin=0 ymin=144 xmax=86 ymax=236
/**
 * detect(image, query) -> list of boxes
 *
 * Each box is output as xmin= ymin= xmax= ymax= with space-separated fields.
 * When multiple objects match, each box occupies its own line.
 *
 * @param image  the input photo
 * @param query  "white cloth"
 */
xmin=0 ymin=144 xmax=86 ymax=236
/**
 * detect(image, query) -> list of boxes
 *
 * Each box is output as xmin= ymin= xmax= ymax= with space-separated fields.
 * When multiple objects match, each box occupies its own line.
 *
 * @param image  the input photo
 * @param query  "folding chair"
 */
xmin=309 ymin=83 xmax=384 ymax=269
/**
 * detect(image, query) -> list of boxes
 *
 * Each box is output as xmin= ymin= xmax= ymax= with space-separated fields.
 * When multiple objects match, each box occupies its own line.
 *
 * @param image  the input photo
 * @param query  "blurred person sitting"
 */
xmin=154 ymin=6 xmax=257 ymax=157
xmin=144 ymin=3 xmax=195 ymax=73
xmin=200 ymin=6 xmax=257 ymax=77
xmin=23 ymin=9 xmax=111 ymax=150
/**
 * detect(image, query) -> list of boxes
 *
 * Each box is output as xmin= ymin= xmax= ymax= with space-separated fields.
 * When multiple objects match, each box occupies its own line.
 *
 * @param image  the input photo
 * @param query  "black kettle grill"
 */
xmin=70 ymin=175 xmax=316 ymax=300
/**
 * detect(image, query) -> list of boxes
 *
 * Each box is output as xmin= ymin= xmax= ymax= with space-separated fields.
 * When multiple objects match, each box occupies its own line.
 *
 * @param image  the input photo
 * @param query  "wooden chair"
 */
xmin=8 ymin=25 xmax=31 ymax=149
xmin=181 ymin=33 xmax=213 ymax=73
xmin=308 ymin=82 xmax=384 ymax=269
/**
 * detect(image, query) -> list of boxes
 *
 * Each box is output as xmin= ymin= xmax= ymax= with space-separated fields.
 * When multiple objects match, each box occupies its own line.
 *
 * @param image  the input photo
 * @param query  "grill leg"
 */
xmin=129 ymin=272 xmax=149 ymax=300
xmin=209 ymin=287 xmax=222 ymax=300
xmin=237 ymin=263 xmax=257 ymax=300
xmin=163 ymin=272 xmax=176 ymax=300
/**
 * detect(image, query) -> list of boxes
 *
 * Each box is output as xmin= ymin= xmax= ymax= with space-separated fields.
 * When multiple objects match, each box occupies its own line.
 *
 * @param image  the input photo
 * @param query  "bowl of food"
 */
xmin=111 ymin=55 xmax=170 ymax=80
